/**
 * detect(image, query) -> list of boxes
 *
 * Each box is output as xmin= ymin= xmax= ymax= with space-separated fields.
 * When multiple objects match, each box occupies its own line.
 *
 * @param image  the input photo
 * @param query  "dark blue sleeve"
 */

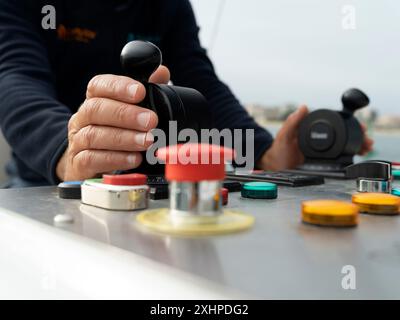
xmin=0 ymin=0 xmax=70 ymax=184
xmin=162 ymin=0 xmax=274 ymax=166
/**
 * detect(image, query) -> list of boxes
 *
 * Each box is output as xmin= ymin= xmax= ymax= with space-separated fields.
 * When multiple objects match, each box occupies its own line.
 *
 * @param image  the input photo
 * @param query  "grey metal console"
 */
xmin=0 ymin=180 xmax=399 ymax=299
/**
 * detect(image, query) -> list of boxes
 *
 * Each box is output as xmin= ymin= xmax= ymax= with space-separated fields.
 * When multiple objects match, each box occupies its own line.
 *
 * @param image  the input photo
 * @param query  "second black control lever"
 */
xmin=298 ymin=88 xmax=370 ymax=173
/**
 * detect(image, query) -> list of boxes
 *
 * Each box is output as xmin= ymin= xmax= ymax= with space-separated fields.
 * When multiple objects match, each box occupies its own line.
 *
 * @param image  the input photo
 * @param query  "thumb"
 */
xmin=149 ymin=65 xmax=171 ymax=84
xmin=277 ymin=105 xmax=309 ymax=140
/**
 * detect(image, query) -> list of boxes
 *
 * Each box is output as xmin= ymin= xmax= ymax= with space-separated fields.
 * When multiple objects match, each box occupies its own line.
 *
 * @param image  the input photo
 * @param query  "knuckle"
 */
xmin=95 ymin=75 xmax=120 ymax=95
xmin=83 ymin=98 xmax=103 ymax=121
xmin=103 ymin=152 xmax=116 ymax=165
xmin=113 ymin=129 xmax=125 ymax=147
xmin=68 ymin=114 xmax=78 ymax=133
xmin=75 ymin=150 xmax=95 ymax=170
xmin=115 ymin=103 xmax=131 ymax=123
xmin=107 ymin=79 xmax=120 ymax=96
xmin=79 ymin=125 xmax=97 ymax=149
xmin=68 ymin=136 xmax=79 ymax=153
xmin=87 ymin=75 xmax=102 ymax=95
xmin=67 ymin=114 xmax=80 ymax=149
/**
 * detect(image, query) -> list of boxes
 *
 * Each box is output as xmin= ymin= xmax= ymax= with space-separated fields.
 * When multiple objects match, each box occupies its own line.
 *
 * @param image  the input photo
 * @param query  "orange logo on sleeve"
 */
xmin=57 ymin=24 xmax=96 ymax=43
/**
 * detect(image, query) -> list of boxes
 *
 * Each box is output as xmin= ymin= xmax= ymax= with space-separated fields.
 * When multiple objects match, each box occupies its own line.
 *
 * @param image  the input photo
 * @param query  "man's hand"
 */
xmin=358 ymin=123 xmax=374 ymax=156
xmin=258 ymin=105 xmax=309 ymax=171
xmin=56 ymin=66 xmax=170 ymax=182
xmin=258 ymin=105 xmax=374 ymax=171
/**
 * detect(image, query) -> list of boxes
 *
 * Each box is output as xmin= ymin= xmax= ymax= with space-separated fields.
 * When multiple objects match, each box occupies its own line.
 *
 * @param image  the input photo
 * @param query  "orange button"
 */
xmin=352 ymin=193 xmax=400 ymax=215
xmin=302 ymin=200 xmax=358 ymax=227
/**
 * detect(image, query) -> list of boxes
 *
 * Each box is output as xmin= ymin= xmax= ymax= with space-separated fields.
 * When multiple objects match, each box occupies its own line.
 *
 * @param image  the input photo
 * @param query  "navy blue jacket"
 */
xmin=0 ymin=0 xmax=273 ymax=185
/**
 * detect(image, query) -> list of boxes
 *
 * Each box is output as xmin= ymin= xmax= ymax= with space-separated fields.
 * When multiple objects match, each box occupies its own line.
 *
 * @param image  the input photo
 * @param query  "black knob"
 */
xmin=120 ymin=41 xmax=162 ymax=83
xmin=341 ymin=88 xmax=370 ymax=114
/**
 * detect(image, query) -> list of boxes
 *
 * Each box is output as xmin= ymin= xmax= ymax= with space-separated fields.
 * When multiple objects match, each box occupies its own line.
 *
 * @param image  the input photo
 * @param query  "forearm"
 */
xmin=0 ymin=73 xmax=70 ymax=183
xmin=0 ymin=0 xmax=70 ymax=183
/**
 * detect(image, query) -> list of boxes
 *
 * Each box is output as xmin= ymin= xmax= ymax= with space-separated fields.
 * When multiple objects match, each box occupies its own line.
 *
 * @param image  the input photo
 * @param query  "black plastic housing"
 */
xmin=298 ymin=88 xmax=369 ymax=172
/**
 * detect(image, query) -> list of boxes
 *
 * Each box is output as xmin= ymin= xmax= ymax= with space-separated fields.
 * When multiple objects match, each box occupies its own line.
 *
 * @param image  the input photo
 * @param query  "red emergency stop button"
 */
xmin=103 ymin=173 xmax=147 ymax=186
xmin=157 ymin=143 xmax=235 ymax=182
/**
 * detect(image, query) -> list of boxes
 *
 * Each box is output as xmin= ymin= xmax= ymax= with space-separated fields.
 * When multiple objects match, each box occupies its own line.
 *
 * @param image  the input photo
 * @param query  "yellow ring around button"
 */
xmin=136 ymin=209 xmax=255 ymax=236
xmin=352 ymin=193 xmax=400 ymax=215
xmin=302 ymin=200 xmax=359 ymax=227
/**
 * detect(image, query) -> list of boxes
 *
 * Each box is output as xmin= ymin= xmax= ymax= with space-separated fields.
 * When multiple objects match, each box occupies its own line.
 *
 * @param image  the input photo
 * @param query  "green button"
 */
xmin=392 ymin=188 xmax=400 ymax=197
xmin=393 ymin=170 xmax=400 ymax=180
xmin=241 ymin=182 xmax=278 ymax=199
xmin=85 ymin=178 xmax=104 ymax=184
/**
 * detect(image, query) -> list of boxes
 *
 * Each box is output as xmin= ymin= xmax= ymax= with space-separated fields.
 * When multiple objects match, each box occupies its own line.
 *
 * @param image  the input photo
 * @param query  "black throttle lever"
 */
xmin=345 ymin=160 xmax=392 ymax=193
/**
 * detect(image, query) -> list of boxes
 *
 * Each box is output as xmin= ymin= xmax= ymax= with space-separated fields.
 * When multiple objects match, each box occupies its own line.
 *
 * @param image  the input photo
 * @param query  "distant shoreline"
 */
xmin=261 ymin=121 xmax=400 ymax=135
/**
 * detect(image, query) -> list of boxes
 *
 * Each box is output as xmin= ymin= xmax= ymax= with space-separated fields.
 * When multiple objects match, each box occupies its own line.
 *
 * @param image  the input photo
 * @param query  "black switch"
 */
xmin=345 ymin=160 xmax=392 ymax=180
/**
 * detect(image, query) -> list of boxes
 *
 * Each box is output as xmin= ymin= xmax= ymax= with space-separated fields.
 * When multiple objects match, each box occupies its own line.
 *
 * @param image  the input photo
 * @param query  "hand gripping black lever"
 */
xmin=120 ymin=41 xmax=211 ymax=136
xmin=120 ymin=41 xmax=211 ymax=173
xmin=345 ymin=160 xmax=392 ymax=193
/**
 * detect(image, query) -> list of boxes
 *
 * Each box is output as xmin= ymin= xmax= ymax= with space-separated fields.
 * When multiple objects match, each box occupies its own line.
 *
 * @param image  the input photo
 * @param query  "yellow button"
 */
xmin=352 ymin=193 xmax=400 ymax=215
xmin=302 ymin=200 xmax=358 ymax=227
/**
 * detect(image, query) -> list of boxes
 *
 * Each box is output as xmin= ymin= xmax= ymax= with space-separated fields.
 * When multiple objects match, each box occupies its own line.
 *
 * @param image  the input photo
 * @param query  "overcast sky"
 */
xmin=191 ymin=0 xmax=400 ymax=115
